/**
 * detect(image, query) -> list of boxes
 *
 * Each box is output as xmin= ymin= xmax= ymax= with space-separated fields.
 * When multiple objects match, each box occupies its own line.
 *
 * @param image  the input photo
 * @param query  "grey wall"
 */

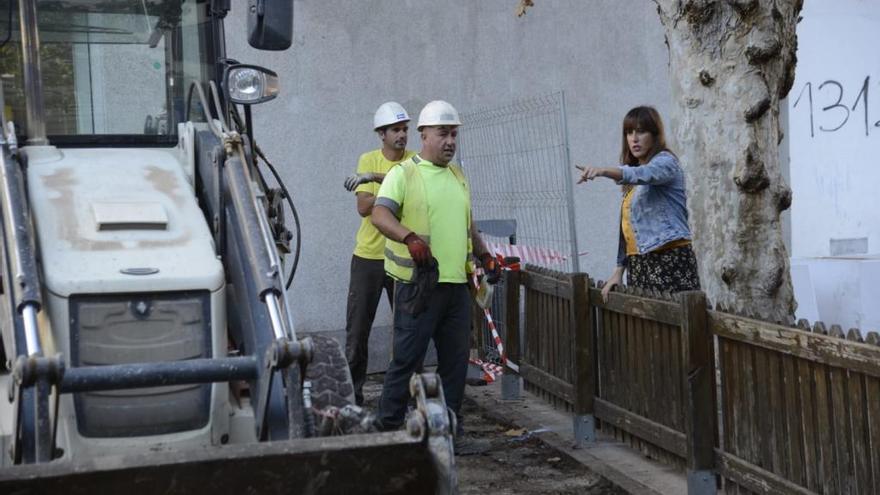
xmin=226 ymin=0 xmax=671 ymax=333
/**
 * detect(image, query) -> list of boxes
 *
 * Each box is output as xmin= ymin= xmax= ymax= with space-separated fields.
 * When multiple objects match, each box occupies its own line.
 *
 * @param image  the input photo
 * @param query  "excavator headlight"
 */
xmin=224 ymin=65 xmax=279 ymax=105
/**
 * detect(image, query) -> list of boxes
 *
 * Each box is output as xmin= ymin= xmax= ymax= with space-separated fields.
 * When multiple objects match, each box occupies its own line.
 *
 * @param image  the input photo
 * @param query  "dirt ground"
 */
xmin=362 ymin=374 xmax=625 ymax=495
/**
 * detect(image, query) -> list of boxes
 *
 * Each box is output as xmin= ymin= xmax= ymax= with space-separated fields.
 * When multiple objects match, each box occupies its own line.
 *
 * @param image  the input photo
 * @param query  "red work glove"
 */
xmin=403 ymin=233 xmax=432 ymax=266
xmin=479 ymin=253 xmax=501 ymax=284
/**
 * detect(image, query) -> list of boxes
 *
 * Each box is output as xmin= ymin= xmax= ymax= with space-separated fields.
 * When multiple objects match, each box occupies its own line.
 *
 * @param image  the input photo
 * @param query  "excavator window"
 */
xmin=0 ymin=0 xmax=212 ymax=145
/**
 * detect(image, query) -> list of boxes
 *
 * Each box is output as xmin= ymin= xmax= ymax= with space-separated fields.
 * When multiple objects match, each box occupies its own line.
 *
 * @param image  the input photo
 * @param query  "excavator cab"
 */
xmin=0 ymin=1 xmax=456 ymax=493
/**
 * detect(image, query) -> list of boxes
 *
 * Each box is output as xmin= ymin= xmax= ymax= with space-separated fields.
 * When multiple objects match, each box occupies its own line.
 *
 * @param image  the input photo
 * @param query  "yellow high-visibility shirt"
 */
xmin=377 ymin=156 xmax=471 ymax=283
xmin=352 ymin=149 xmax=416 ymax=259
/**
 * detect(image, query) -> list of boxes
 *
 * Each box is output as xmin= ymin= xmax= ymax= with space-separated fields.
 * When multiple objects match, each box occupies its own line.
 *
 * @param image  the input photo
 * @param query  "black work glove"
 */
xmin=479 ymin=253 xmax=501 ymax=285
xmin=343 ymin=173 xmax=375 ymax=192
xmin=403 ymin=233 xmax=432 ymax=266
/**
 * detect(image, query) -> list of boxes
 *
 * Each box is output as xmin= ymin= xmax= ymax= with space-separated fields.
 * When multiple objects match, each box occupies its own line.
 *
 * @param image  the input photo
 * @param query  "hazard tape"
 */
xmin=472 ymin=272 xmax=506 ymax=365
xmin=485 ymin=241 xmax=568 ymax=265
xmin=469 ymin=358 xmax=504 ymax=383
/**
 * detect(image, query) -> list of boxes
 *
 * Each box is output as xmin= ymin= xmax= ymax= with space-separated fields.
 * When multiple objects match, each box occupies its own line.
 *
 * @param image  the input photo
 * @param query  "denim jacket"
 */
xmin=616 ymin=151 xmax=692 ymax=267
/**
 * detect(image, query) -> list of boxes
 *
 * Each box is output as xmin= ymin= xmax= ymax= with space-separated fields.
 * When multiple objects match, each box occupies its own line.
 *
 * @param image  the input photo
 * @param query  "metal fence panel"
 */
xmin=459 ymin=92 xmax=579 ymax=273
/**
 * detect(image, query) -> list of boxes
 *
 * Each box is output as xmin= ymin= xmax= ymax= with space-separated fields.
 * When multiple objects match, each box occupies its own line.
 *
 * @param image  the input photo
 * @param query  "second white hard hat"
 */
xmin=373 ymin=102 xmax=410 ymax=130
xmin=417 ymin=100 xmax=462 ymax=130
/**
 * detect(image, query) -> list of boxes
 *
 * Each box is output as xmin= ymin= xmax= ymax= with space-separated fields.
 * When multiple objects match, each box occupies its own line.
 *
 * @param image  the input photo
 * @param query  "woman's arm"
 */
xmin=617 ymin=152 xmax=678 ymax=185
xmin=601 ymin=266 xmax=625 ymax=303
xmin=576 ymin=165 xmax=622 ymax=183
xmin=575 ymin=152 xmax=679 ymax=186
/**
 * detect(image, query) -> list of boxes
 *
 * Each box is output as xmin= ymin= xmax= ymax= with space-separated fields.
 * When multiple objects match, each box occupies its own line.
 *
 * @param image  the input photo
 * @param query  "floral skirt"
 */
xmin=627 ymin=244 xmax=700 ymax=293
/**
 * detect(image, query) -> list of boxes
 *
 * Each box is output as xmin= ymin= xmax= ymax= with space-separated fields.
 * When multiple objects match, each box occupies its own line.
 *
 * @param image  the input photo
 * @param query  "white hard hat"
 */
xmin=373 ymin=102 xmax=410 ymax=130
xmin=417 ymin=100 xmax=462 ymax=130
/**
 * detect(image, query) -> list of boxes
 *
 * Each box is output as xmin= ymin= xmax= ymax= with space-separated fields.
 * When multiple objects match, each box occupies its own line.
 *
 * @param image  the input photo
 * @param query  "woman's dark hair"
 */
xmin=619 ymin=106 xmax=671 ymax=165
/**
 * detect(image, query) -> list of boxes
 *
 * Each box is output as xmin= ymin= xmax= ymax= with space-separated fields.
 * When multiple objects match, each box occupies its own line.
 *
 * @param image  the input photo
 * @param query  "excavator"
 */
xmin=0 ymin=1 xmax=456 ymax=493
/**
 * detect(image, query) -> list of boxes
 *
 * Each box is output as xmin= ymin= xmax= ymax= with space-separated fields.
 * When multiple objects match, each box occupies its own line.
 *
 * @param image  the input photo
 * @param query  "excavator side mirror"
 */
xmin=223 ymin=65 xmax=280 ymax=105
xmin=247 ymin=0 xmax=293 ymax=51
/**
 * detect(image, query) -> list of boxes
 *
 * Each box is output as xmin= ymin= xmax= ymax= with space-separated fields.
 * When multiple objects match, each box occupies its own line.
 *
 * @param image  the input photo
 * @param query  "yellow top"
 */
xmin=621 ymin=187 xmax=690 ymax=256
xmin=377 ymin=156 xmax=471 ymax=283
xmin=353 ymin=149 xmax=416 ymax=259
xmin=621 ymin=188 xmax=638 ymax=256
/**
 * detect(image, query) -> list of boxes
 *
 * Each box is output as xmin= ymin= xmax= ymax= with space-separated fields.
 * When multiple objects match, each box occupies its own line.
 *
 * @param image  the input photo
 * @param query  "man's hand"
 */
xmin=403 ymin=232 xmax=432 ymax=265
xmin=344 ymin=173 xmax=376 ymax=192
xmin=479 ymin=253 xmax=501 ymax=284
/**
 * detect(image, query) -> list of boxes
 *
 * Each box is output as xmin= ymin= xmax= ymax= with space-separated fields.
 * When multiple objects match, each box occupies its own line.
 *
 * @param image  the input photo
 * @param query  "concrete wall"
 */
xmin=788 ymin=0 xmax=880 ymax=259
xmin=787 ymin=0 xmax=880 ymax=330
xmin=225 ymin=1 xmax=671 ymax=333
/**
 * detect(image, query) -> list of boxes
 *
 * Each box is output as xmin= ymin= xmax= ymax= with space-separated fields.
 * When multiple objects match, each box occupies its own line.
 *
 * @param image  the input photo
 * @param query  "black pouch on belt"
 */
xmin=398 ymin=257 xmax=439 ymax=316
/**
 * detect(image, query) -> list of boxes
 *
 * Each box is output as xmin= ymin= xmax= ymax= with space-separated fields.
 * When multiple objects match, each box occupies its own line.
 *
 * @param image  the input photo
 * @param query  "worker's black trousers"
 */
xmin=345 ymin=255 xmax=394 ymax=406
xmin=377 ymin=282 xmax=471 ymax=430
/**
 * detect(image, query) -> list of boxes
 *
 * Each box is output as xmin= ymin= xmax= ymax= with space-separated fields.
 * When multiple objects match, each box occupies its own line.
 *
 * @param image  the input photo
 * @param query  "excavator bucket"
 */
xmin=0 ymin=371 xmax=457 ymax=495
xmin=0 ymin=430 xmax=454 ymax=495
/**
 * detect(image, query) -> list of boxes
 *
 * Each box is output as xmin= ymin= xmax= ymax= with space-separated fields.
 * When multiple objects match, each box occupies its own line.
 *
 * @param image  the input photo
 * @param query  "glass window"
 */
xmin=0 ymin=0 xmax=212 ymax=143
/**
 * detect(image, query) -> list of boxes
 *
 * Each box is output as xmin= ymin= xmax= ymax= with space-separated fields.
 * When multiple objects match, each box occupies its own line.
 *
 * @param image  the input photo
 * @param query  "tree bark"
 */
xmin=654 ymin=0 xmax=802 ymax=323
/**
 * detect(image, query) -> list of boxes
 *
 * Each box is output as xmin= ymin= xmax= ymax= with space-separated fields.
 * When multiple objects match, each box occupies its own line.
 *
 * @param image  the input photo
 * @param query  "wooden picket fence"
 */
xmin=493 ymin=265 xmax=880 ymax=495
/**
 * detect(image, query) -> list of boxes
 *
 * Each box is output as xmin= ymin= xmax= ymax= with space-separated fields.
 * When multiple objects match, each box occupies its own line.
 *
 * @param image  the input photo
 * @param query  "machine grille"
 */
xmin=69 ymin=291 xmax=212 ymax=437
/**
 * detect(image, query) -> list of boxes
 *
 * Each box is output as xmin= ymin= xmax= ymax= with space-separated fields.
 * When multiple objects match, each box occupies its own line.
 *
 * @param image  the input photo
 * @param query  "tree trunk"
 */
xmin=654 ymin=0 xmax=802 ymax=323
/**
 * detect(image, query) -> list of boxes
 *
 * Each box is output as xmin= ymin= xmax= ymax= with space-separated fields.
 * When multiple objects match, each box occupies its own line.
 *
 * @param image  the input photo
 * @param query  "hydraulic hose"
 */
xmin=228 ymin=104 xmax=301 ymax=289
xmin=254 ymin=143 xmax=301 ymax=289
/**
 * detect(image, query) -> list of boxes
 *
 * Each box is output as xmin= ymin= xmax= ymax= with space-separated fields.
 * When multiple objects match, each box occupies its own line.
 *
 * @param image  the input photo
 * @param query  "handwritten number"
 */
xmin=793 ymin=81 xmax=814 ymax=137
xmin=851 ymin=76 xmax=869 ymax=136
xmin=819 ymin=80 xmax=849 ymax=132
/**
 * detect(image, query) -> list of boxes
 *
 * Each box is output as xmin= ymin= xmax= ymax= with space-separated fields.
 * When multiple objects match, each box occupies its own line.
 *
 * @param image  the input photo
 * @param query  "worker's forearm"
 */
xmin=356 ymin=193 xmax=375 ymax=217
xmin=371 ymin=205 xmax=411 ymax=242
xmin=470 ymin=218 xmax=488 ymax=258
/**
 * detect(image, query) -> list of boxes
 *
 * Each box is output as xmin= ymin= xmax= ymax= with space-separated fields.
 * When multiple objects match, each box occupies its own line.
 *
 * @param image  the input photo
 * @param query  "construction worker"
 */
xmin=371 ymin=100 xmax=500 ymax=433
xmin=343 ymin=102 xmax=416 ymax=406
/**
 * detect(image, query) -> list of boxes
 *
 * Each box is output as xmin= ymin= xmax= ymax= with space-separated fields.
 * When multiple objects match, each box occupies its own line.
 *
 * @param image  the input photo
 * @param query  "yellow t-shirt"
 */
xmin=621 ymin=187 xmax=690 ymax=256
xmin=621 ymin=188 xmax=639 ymax=256
xmin=377 ymin=156 xmax=470 ymax=283
xmin=353 ymin=149 xmax=416 ymax=259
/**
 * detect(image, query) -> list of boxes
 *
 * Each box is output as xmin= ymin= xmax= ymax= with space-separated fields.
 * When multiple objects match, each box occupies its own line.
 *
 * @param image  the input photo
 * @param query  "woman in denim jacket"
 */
xmin=577 ymin=106 xmax=700 ymax=302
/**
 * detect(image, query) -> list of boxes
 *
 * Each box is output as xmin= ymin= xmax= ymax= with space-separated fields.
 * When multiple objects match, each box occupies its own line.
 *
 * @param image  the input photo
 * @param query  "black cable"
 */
xmin=255 ymin=143 xmax=302 ymax=290
xmin=229 ymin=103 xmax=302 ymax=289
xmin=0 ymin=1 xmax=13 ymax=50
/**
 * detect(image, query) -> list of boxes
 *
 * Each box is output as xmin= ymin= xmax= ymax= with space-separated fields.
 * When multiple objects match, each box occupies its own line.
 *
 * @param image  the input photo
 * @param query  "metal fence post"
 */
xmin=501 ymin=269 xmax=521 ymax=400
xmin=571 ymin=273 xmax=595 ymax=446
xmin=681 ymin=291 xmax=717 ymax=494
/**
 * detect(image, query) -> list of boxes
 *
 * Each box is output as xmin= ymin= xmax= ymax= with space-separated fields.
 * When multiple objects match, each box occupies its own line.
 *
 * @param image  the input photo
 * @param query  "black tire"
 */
xmin=304 ymin=334 xmax=355 ymax=410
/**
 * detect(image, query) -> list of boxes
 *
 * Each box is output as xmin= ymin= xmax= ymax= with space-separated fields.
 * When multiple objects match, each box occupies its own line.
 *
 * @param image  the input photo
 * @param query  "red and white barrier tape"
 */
xmin=485 ymin=241 xmax=568 ymax=265
xmin=470 ymin=358 xmax=504 ymax=382
xmin=471 ymin=272 xmax=520 ymax=374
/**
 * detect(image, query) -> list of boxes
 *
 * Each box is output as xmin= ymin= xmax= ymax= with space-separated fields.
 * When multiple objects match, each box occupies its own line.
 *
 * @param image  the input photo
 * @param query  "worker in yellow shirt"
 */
xmin=343 ymin=102 xmax=416 ymax=406
xmin=371 ymin=100 xmax=500 ymax=435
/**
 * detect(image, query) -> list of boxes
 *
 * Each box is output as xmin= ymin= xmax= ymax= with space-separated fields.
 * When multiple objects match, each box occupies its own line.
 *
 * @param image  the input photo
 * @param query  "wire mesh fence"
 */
xmin=458 ymin=91 xmax=579 ymax=273
xmin=471 ymin=273 xmax=510 ymax=365
xmin=460 ymin=92 xmax=579 ymax=362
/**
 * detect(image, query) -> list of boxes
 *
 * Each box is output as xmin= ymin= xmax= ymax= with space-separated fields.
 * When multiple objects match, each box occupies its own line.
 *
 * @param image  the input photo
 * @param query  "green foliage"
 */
xmin=1 ymin=32 xmax=78 ymax=134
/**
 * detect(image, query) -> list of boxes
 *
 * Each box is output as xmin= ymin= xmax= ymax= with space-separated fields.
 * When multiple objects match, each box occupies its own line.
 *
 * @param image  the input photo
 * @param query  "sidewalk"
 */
xmin=466 ymin=380 xmax=688 ymax=495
